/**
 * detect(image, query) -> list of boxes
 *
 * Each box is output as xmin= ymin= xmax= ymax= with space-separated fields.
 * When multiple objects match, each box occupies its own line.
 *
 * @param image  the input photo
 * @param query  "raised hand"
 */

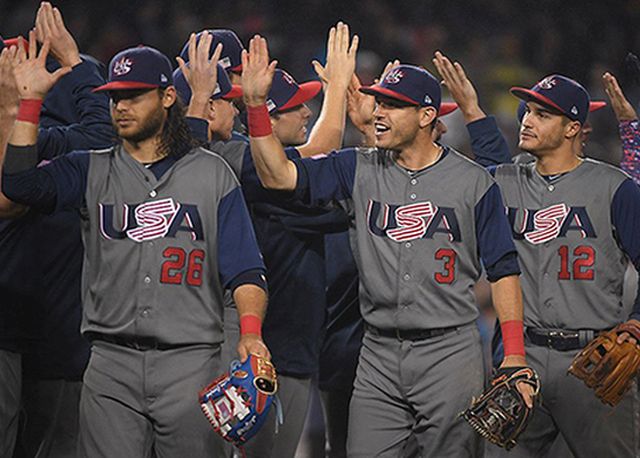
xmin=311 ymin=22 xmax=359 ymax=91
xmin=432 ymin=51 xmax=485 ymax=123
xmin=13 ymin=30 xmax=72 ymax=100
xmin=602 ymin=72 xmax=638 ymax=122
xmin=176 ymin=32 xmax=222 ymax=102
xmin=35 ymin=2 xmax=81 ymax=67
xmin=241 ymin=35 xmax=278 ymax=107
xmin=347 ymin=73 xmax=374 ymax=132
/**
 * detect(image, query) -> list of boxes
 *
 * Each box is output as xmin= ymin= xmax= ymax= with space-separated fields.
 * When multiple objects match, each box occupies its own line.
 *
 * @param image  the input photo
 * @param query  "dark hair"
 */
xmin=158 ymin=89 xmax=204 ymax=158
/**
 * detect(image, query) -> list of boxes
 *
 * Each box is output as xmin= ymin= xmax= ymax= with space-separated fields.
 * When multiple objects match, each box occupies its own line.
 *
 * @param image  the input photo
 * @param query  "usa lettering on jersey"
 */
xmin=507 ymin=203 xmax=596 ymax=244
xmin=99 ymin=197 xmax=204 ymax=242
xmin=367 ymin=199 xmax=461 ymax=242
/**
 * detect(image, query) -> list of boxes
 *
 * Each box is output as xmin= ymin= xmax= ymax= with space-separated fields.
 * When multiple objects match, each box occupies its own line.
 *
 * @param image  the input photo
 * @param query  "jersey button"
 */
xmin=547 ymin=185 xmax=554 ymax=192
xmin=410 ymin=179 xmax=417 ymax=185
xmin=141 ymin=308 xmax=150 ymax=317
xmin=405 ymin=242 xmax=412 ymax=248
xmin=149 ymin=190 xmax=157 ymax=197
xmin=144 ymin=276 xmax=151 ymax=284
xmin=403 ymin=273 xmax=411 ymax=281
xmin=410 ymin=193 xmax=417 ymax=200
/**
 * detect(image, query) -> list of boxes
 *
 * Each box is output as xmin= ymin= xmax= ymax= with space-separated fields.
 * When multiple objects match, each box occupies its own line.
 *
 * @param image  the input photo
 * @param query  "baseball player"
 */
xmin=2 ymin=34 xmax=269 ymax=457
xmin=319 ymin=73 xmax=459 ymax=457
xmin=242 ymin=36 xmax=533 ymax=457
xmin=433 ymin=52 xmax=640 ymax=457
xmin=0 ymin=5 xmax=113 ymax=456
xmin=178 ymin=24 xmax=358 ymax=457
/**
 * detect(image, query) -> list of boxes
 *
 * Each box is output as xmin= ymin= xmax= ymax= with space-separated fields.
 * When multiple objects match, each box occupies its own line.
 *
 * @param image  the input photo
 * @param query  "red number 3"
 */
xmin=435 ymin=248 xmax=456 ymax=284
xmin=161 ymin=247 xmax=205 ymax=286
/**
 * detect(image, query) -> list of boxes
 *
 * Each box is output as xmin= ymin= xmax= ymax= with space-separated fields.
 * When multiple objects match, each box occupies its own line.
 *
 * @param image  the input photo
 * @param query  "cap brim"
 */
xmin=439 ymin=102 xmax=458 ymax=117
xmin=222 ymin=85 xmax=243 ymax=100
xmin=359 ymin=85 xmax=419 ymax=106
xmin=589 ymin=101 xmax=606 ymax=112
xmin=279 ymin=81 xmax=322 ymax=111
xmin=93 ymin=81 xmax=160 ymax=93
xmin=510 ymin=87 xmax=567 ymax=115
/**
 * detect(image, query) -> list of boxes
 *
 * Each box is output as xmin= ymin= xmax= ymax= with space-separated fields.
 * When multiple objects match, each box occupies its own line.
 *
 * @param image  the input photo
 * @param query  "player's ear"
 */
xmin=162 ymin=86 xmax=178 ymax=109
xmin=564 ymin=120 xmax=582 ymax=139
xmin=419 ymin=106 xmax=437 ymax=129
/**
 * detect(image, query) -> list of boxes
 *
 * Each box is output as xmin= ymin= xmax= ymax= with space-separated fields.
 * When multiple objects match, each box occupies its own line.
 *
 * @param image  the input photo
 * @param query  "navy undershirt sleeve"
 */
xmin=217 ymin=186 xmax=267 ymax=291
xmin=293 ymin=148 xmax=357 ymax=206
xmin=611 ymin=179 xmax=640 ymax=320
xmin=186 ymin=117 xmax=209 ymax=143
xmin=475 ymin=183 xmax=520 ymax=281
xmin=36 ymin=60 xmax=113 ymax=159
xmin=3 ymin=150 xmax=90 ymax=213
xmin=467 ymin=116 xmax=513 ymax=168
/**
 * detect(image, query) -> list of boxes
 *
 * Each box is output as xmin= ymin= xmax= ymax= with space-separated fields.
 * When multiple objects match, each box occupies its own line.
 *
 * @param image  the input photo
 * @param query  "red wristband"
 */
xmin=247 ymin=104 xmax=272 ymax=138
xmin=16 ymin=99 xmax=43 ymax=125
xmin=240 ymin=314 xmax=262 ymax=337
xmin=501 ymin=320 xmax=525 ymax=357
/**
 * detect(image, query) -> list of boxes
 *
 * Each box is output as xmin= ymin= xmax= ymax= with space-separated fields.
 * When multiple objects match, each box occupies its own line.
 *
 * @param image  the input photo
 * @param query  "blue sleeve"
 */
xmin=44 ymin=151 xmax=90 ymax=211
xmin=475 ymin=183 xmax=520 ymax=281
xmin=467 ymin=116 xmax=513 ymax=168
xmin=293 ymin=148 xmax=357 ymax=206
xmin=240 ymin=145 xmax=300 ymax=203
xmin=217 ymin=186 xmax=267 ymax=290
xmin=2 ymin=150 xmax=89 ymax=212
xmin=36 ymin=60 xmax=112 ymax=159
xmin=186 ymin=117 xmax=209 ymax=143
xmin=611 ymin=179 xmax=640 ymax=320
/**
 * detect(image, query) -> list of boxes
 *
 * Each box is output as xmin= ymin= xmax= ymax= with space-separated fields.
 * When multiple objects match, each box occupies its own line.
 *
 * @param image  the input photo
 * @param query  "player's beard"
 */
xmin=114 ymin=106 xmax=166 ymax=144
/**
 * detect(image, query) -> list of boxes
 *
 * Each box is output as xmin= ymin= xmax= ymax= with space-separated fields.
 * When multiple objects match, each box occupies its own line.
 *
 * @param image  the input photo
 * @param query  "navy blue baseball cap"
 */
xmin=94 ymin=46 xmax=173 ymax=92
xmin=173 ymin=64 xmax=242 ymax=104
xmin=179 ymin=29 xmax=244 ymax=73
xmin=266 ymin=69 xmax=322 ymax=113
xmin=360 ymin=65 xmax=441 ymax=110
xmin=511 ymin=75 xmax=591 ymax=124
xmin=516 ymin=98 xmax=606 ymax=123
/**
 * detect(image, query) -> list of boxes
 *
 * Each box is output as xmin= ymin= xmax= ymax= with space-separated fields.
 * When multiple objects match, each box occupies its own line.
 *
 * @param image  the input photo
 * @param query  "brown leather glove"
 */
xmin=568 ymin=321 xmax=640 ymax=406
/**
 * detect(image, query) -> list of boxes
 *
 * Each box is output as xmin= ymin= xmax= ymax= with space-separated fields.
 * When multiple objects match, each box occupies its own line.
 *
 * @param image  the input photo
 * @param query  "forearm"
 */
xmin=247 ymin=105 xmax=298 ymax=190
xmin=491 ymin=274 xmax=526 ymax=362
xmin=300 ymin=81 xmax=348 ymax=157
xmin=0 ymin=110 xmax=27 ymax=217
xmin=234 ymin=283 xmax=268 ymax=331
xmin=490 ymin=274 xmax=524 ymax=323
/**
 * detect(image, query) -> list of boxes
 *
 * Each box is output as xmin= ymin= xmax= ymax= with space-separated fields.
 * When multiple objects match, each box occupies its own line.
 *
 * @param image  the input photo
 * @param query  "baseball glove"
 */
xmin=568 ymin=321 xmax=640 ymax=406
xmin=461 ymin=367 xmax=540 ymax=450
xmin=199 ymin=354 xmax=278 ymax=446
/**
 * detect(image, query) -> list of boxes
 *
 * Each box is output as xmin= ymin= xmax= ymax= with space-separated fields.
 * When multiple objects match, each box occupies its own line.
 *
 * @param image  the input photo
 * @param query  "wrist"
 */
xmin=460 ymin=106 xmax=486 ymax=124
xmin=244 ymin=97 xmax=268 ymax=108
xmin=240 ymin=314 xmax=262 ymax=337
xmin=16 ymin=99 xmax=43 ymax=125
xmin=501 ymin=319 xmax=525 ymax=357
xmin=247 ymin=104 xmax=273 ymax=137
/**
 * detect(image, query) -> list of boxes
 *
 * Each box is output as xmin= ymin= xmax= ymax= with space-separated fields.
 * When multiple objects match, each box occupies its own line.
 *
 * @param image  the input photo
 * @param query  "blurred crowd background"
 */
xmin=2 ymin=1 xmax=639 ymax=456
xmin=3 ymin=0 xmax=640 ymax=163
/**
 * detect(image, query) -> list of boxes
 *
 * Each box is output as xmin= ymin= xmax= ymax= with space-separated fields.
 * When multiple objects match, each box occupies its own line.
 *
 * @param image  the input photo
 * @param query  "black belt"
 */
xmin=525 ymin=328 xmax=597 ymax=351
xmin=366 ymin=323 xmax=458 ymax=341
xmin=85 ymin=332 xmax=184 ymax=351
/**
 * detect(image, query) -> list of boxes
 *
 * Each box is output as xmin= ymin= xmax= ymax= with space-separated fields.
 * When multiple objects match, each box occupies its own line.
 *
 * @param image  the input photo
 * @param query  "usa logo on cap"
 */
xmin=384 ymin=69 xmax=404 ymax=85
xmin=113 ymin=57 xmax=133 ymax=76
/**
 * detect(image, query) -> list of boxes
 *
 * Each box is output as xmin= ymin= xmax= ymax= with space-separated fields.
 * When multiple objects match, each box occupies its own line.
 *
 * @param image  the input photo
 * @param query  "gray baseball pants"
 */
xmin=347 ymin=323 xmax=485 ymax=457
xmin=77 ymin=342 xmax=226 ymax=458
xmin=485 ymin=343 xmax=640 ymax=458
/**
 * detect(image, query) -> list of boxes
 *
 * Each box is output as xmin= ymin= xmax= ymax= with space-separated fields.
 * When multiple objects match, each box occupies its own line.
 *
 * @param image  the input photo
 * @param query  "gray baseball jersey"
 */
xmin=294 ymin=146 xmax=520 ymax=329
xmin=14 ymin=145 xmax=266 ymax=345
xmin=494 ymin=159 xmax=631 ymax=330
